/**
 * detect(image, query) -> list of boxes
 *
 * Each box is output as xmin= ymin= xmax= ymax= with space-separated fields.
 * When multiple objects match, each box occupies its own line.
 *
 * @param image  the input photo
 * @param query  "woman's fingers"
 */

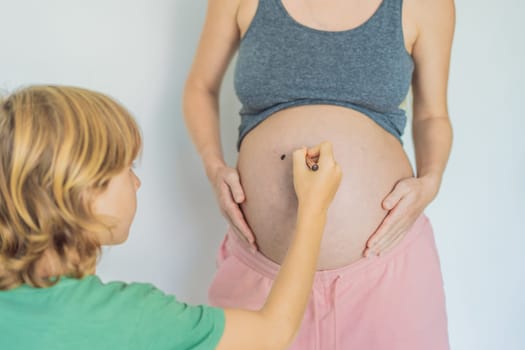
xmin=366 ymin=205 xmax=403 ymax=255
xmin=219 ymin=181 xmax=255 ymax=244
xmin=223 ymin=170 xmax=245 ymax=203
xmin=373 ymin=214 xmax=405 ymax=246
xmin=365 ymin=200 xmax=417 ymax=256
xmin=368 ymin=214 xmax=393 ymax=248
xmin=226 ymin=203 xmax=255 ymax=244
xmin=376 ymin=229 xmax=406 ymax=255
xmin=364 ymin=178 xmax=432 ymax=257
xmin=366 ymin=181 xmax=408 ymax=249
xmin=211 ymin=165 xmax=256 ymax=247
xmin=382 ymin=181 xmax=411 ymax=210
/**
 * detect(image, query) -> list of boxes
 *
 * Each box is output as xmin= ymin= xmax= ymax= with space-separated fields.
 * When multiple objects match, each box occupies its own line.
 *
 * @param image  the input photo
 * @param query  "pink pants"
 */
xmin=209 ymin=214 xmax=450 ymax=350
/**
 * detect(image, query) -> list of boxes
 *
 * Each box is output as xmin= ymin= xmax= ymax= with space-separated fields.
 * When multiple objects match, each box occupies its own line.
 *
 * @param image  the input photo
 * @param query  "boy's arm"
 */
xmin=216 ymin=143 xmax=341 ymax=350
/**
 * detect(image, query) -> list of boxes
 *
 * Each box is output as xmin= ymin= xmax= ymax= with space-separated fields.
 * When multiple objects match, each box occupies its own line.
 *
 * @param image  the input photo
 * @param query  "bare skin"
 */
xmin=184 ymin=0 xmax=454 ymax=267
xmin=238 ymin=106 xmax=413 ymax=268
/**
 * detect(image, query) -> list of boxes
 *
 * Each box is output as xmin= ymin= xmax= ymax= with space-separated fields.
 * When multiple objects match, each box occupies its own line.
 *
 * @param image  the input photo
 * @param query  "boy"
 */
xmin=0 ymin=85 xmax=341 ymax=349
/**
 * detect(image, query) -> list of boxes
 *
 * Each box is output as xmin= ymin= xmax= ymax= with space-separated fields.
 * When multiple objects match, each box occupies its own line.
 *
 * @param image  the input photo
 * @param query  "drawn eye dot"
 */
xmin=280 ymin=154 xmax=286 ymax=160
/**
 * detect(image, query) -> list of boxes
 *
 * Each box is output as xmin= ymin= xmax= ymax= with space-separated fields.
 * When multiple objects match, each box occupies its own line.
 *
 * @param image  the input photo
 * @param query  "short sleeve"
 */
xmin=131 ymin=284 xmax=225 ymax=350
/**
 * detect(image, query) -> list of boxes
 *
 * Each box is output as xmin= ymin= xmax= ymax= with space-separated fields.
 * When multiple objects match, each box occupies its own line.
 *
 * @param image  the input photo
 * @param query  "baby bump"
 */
xmin=237 ymin=105 xmax=413 ymax=269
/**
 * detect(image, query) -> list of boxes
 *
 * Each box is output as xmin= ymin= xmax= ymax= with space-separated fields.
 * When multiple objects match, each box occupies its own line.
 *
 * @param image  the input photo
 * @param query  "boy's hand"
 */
xmin=292 ymin=142 xmax=342 ymax=213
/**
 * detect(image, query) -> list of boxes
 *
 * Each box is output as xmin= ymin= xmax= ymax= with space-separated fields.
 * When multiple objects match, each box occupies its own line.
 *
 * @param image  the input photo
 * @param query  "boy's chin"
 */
xmin=101 ymin=231 xmax=130 ymax=246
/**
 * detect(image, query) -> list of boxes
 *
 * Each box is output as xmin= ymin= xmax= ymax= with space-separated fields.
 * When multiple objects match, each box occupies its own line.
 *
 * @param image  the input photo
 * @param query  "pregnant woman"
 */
xmin=184 ymin=0 xmax=455 ymax=348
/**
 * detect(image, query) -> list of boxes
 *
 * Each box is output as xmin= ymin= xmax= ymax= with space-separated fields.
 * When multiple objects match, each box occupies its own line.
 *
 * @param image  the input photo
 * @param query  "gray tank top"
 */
xmin=234 ymin=0 xmax=414 ymax=150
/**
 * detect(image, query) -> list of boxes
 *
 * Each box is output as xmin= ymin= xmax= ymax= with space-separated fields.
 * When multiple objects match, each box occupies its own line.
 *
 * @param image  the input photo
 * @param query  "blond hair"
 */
xmin=0 ymin=85 xmax=142 ymax=290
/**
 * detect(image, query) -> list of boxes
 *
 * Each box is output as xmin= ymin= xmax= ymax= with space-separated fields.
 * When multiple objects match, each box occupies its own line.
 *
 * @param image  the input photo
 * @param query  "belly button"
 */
xmin=280 ymin=154 xmax=286 ymax=160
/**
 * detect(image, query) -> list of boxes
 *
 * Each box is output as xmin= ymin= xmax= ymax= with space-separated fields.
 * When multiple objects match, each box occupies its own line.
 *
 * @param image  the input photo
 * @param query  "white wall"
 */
xmin=1 ymin=1 xmax=523 ymax=349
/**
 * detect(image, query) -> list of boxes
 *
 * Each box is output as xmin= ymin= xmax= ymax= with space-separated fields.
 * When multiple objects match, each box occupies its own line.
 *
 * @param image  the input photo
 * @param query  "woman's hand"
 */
xmin=209 ymin=165 xmax=256 ymax=247
xmin=364 ymin=174 xmax=441 ymax=257
xmin=293 ymin=142 xmax=342 ymax=213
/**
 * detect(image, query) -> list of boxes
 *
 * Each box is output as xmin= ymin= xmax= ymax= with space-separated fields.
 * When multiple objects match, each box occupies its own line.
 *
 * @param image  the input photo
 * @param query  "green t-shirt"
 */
xmin=0 ymin=275 xmax=225 ymax=350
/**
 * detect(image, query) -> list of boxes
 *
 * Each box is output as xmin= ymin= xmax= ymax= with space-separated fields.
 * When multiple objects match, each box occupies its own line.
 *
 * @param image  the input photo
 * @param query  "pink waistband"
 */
xmin=226 ymin=214 xmax=431 ymax=283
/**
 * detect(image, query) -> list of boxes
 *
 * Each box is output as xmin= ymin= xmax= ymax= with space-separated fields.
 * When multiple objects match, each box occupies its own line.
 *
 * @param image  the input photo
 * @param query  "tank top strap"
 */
xmin=383 ymin=0 xmax=404 ymax=21
xmin=241 ymin=0 xmax=286 ymax=39
xmin=366 ymin=0 xmax=405 ymax=47
xmin=369 ymin=0 xmax=403 ymax=25
xmin=256 ymin=0 xmax=284 ymax=18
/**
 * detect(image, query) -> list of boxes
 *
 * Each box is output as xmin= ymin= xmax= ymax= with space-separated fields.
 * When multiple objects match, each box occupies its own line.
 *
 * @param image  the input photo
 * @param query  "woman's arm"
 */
xmin=411 ymin=0 xmax=455 ymax=195
xmin=183 ymin=0 xmax=256 ymax=244
xmin=216 ymin=142 xmax=342 ymax=350
xmin=183 ymin=0 xmax=239 ymax=175
xmin=365 ymin=0 xmax=455 ymax=255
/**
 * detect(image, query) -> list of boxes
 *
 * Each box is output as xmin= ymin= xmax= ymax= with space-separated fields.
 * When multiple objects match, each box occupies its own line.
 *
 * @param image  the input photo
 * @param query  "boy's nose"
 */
xmin=133 ymin=174 xmax=141 ymax=189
